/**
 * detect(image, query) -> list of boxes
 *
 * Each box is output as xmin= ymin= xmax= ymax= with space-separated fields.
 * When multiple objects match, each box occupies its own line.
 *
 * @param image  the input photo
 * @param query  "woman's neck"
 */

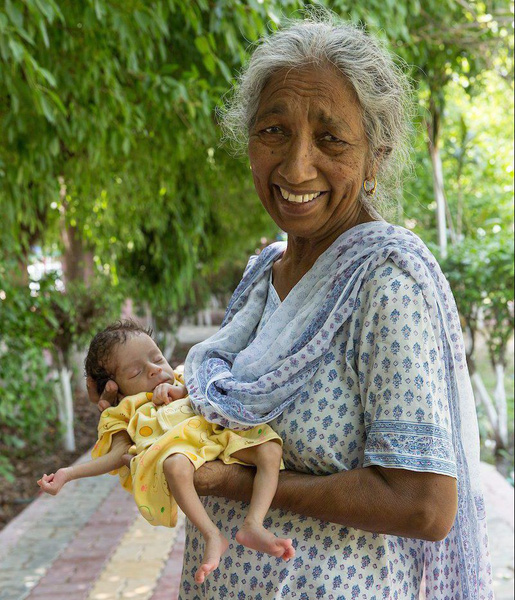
xmin=283 ymin=208 xmax=376 ymax=273
xmin=272 ymin=208 xmax=378 ymax=301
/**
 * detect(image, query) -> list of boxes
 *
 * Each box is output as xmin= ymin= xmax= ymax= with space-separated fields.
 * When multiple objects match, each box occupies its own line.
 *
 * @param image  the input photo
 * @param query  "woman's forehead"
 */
xmin=256 ymin=65 xmax=362 ymax=125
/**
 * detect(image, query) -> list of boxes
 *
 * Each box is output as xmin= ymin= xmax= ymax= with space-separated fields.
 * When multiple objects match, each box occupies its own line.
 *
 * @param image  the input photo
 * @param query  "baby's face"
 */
xmin=109 ymin=333 xmax=175 ymax=396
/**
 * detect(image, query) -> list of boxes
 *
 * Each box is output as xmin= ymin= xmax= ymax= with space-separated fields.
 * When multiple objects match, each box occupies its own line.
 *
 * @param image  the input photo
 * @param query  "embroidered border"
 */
xmin=364 ymin=420 xmax=457 ymax=478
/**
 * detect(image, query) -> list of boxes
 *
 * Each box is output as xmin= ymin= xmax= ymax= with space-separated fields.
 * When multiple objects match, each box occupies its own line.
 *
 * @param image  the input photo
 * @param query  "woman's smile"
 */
xmin=272 ymin=184 xmax=328 ymax=212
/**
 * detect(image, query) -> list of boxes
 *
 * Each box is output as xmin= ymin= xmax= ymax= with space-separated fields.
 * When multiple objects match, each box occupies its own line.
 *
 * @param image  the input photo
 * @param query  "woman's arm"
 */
xmin=38 ymin=431 xmax=133 ymax=495
xmin=193 ymin=461 xmax=457 ymax=541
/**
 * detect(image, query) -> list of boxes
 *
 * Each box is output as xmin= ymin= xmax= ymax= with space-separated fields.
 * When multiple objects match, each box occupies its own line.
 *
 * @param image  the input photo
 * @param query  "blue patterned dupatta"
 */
xmin=184 ymin=221 xmax=493 ymax=599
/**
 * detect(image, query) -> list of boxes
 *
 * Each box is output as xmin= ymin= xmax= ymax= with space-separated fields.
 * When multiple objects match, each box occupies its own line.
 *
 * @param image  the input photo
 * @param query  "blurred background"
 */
xmin=0 ymin=0 xmax=513 ymax=532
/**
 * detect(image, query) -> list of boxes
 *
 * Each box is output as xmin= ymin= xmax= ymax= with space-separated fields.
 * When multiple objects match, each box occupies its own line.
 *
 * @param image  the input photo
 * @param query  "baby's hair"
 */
xmin=85 ymin=319 xmax=154 ymax=395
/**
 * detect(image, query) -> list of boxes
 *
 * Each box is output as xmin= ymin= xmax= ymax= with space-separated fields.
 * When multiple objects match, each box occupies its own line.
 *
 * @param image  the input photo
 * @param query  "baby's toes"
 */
xmin=278 ymin=539 xmax=295 ymax=561
xmin=195 ymin=564 xmax=213 ymax=584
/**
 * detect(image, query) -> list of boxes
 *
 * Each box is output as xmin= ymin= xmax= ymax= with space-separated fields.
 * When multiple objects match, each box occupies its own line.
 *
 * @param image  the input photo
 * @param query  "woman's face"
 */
xmin=248 ymin=65 xmax=373 ymax=241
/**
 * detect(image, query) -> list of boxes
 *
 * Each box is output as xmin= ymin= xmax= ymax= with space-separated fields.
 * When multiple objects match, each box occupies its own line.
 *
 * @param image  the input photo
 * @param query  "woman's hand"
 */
xmin=86 ymin=377 xmax=121 ymax=412
xmin=192 ymin=460 xmax=253 ymax=498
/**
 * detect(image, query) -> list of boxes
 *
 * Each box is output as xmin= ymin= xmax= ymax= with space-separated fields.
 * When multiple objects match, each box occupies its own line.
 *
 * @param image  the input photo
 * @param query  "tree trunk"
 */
xmin=493 ymin=363 xmax=509 ymax=450
xmin=427 ymin=101 xmax=448 ymax=258
xmin=58 ymin=176 xmax=94 ymax=286
xmin=471 ymin=371 xmax=506 ymax=452
xmin=60 ymin=223 xmax=95 ymax=286
xmin=53 ymin=359 xmax=76 ymax=452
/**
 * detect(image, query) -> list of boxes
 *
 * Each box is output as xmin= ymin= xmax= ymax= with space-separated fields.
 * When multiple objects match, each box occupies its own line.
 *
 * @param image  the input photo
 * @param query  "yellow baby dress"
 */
xmin=91 ymin=380 xmax=283 ymax=528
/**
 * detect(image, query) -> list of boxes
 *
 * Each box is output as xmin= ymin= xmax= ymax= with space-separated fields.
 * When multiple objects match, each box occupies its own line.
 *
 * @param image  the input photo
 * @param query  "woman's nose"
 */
xmin=277 ymin=136 xmax=317 ymax=184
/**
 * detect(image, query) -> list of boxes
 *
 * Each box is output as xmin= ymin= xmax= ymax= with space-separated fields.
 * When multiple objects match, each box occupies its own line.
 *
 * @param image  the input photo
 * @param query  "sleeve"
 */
xmin=356 ymin=261 xmax=457 ymax=478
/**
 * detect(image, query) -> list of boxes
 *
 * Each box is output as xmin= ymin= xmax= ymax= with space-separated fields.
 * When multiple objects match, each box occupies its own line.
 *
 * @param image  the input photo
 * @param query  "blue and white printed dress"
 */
xmin=179 ymin=259 xmax=459 ymax=599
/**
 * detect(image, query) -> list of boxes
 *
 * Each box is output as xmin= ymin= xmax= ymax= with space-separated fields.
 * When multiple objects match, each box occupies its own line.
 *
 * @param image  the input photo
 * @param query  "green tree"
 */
xmin=440 ymin=231 xmax=514 ymax=453
xmin=392 ymin=0 xmax=513 ymax=255
xmin=0 ymin=0 xmax=301 ymax=305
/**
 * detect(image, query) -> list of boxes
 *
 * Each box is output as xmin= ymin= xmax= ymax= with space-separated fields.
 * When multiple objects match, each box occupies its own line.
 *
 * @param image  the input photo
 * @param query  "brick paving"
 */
xmin=0 ymin=458 xmax=118 ymax=600
xmin=26 ymin=480 xmax=137 ymax=600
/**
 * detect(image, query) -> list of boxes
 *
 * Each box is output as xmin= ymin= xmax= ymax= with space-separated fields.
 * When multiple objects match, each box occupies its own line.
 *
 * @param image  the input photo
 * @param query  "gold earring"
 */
xmin=363 ymin=177 xmax=377 ymax=196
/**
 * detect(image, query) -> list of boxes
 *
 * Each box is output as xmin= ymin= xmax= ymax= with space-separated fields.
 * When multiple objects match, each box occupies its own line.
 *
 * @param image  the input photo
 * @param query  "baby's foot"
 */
xmin=235 ymin=522 xmax=295 ymax=560
xmin=195 ymin=531 xmax=230 ymax=584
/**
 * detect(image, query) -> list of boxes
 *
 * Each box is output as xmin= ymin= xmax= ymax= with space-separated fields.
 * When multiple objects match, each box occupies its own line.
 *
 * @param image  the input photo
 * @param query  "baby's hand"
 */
xmin=37 ymin=468 xmax=71 ymax=496
xmin=153 ymin=382 xmax=178 ymax=406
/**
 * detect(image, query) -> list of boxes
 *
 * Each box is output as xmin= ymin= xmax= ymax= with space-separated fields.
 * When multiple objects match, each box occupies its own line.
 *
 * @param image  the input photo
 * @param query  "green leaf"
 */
xmin=8 ymin=39 xmax=24 ymax=63
xmin=5 ymin=0 xmax=24 ymax=28
xmin=39 ymin=20 xmax=50 ymax=48
xmin=49 ymin=137 xmax=60 ymax=156
xmin=38 ymin=67 xmax=57 ymax=87
xmin=217 ymin=58 xmax=232 ymax=83
xmin=122 ymin=137 xmax=131 ymax=155
xmin=45 ymin=89 xmax=67 ymax=115
xmin=194 ymin=36 xmax=210 ymax=55
xmin=94 ymin=0 xmax=106 ymax=20
xmin=40 ymin=95 xmax=55 ymax=123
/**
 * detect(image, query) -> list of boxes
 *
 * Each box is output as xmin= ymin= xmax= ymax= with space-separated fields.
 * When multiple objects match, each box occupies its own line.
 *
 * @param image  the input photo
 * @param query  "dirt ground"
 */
xmin=0 ymin=343 xmax=193 ymax=532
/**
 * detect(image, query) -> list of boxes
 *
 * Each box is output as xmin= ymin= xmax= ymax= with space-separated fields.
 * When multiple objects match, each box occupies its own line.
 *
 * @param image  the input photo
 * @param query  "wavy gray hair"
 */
xmin=219 ymin=15 xmax=414 ymax=214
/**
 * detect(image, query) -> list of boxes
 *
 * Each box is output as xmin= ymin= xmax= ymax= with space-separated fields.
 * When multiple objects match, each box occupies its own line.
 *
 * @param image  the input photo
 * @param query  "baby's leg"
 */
xmin=232 ymin=441 xmax=295 ymax=561
xmin=163 ymin=455 xmax=229 ymax=583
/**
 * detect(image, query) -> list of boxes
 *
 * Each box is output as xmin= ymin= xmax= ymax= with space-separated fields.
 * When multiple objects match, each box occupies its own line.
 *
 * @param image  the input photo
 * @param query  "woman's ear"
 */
xmin=367 ymin=146 xmax=389 ymax=179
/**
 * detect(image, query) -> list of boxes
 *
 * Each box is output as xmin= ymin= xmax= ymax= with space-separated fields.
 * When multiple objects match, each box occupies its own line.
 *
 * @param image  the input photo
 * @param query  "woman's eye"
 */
xmin=262 ymin=126 xmax=283 ymax=135
xmin=321 ymin=133 xmax=345 ymax=144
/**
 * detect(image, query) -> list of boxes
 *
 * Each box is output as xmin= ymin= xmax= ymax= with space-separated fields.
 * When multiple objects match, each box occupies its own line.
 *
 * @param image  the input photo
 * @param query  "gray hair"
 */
xmin=219 ymin=14 xmax=414 ymax=214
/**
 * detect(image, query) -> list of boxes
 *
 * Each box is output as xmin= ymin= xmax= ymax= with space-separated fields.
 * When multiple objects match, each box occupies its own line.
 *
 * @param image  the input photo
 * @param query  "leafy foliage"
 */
xmin=439 ymin=230 xmax=514 ymax=368
xmin=0 ymin=0 xmax=302 ymax=316
xmin=0 ymin=263 xmax=58 ymax=452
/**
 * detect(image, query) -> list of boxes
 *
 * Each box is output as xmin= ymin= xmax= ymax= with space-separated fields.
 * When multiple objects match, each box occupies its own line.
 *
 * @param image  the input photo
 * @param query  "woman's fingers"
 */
xmin=86 ymin=376 xmax=101 ymax=405
xmin=121 ymin=454 xmax=132 ymax=467
xmin=87 ymin=377 xmax=119 ymax=412
xmin=193 ymin=460 xmax=228 ymax=496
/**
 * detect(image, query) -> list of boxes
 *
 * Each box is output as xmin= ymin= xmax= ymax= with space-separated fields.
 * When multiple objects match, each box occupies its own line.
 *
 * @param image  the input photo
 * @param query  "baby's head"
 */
xmin=85 ymin=319 xmax=175 ymax=397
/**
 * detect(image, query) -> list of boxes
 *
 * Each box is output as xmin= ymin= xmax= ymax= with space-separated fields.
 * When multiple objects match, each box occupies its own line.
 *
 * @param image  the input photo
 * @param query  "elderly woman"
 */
xmin=90 ymin=16 xmax=492 ymax=600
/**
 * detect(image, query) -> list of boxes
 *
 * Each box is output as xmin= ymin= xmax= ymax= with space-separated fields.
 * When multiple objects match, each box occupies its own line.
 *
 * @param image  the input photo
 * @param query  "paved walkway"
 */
xmin=0 ymin=457 xmax=512 ymax=600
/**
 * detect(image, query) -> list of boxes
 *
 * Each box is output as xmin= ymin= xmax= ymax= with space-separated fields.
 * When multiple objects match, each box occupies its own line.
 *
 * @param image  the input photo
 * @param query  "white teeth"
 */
xmin=279 ymin=187 xmax=322 ymax=203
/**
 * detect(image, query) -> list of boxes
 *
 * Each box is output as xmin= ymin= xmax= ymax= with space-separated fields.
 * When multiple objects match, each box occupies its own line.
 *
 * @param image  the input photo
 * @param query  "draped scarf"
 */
xmin=184 ymin=221 xmax=493 ymax=598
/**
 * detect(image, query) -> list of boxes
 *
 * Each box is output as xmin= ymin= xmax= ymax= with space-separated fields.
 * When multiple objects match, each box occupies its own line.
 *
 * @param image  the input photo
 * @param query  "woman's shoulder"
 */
xmin=361 ymin=258 xmax=421 ymax=295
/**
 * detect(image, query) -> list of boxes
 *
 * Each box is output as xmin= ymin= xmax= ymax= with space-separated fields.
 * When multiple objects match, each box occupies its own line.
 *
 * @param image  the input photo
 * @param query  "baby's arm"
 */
xmin=37 ymin=431 xmax=132 ymax=495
